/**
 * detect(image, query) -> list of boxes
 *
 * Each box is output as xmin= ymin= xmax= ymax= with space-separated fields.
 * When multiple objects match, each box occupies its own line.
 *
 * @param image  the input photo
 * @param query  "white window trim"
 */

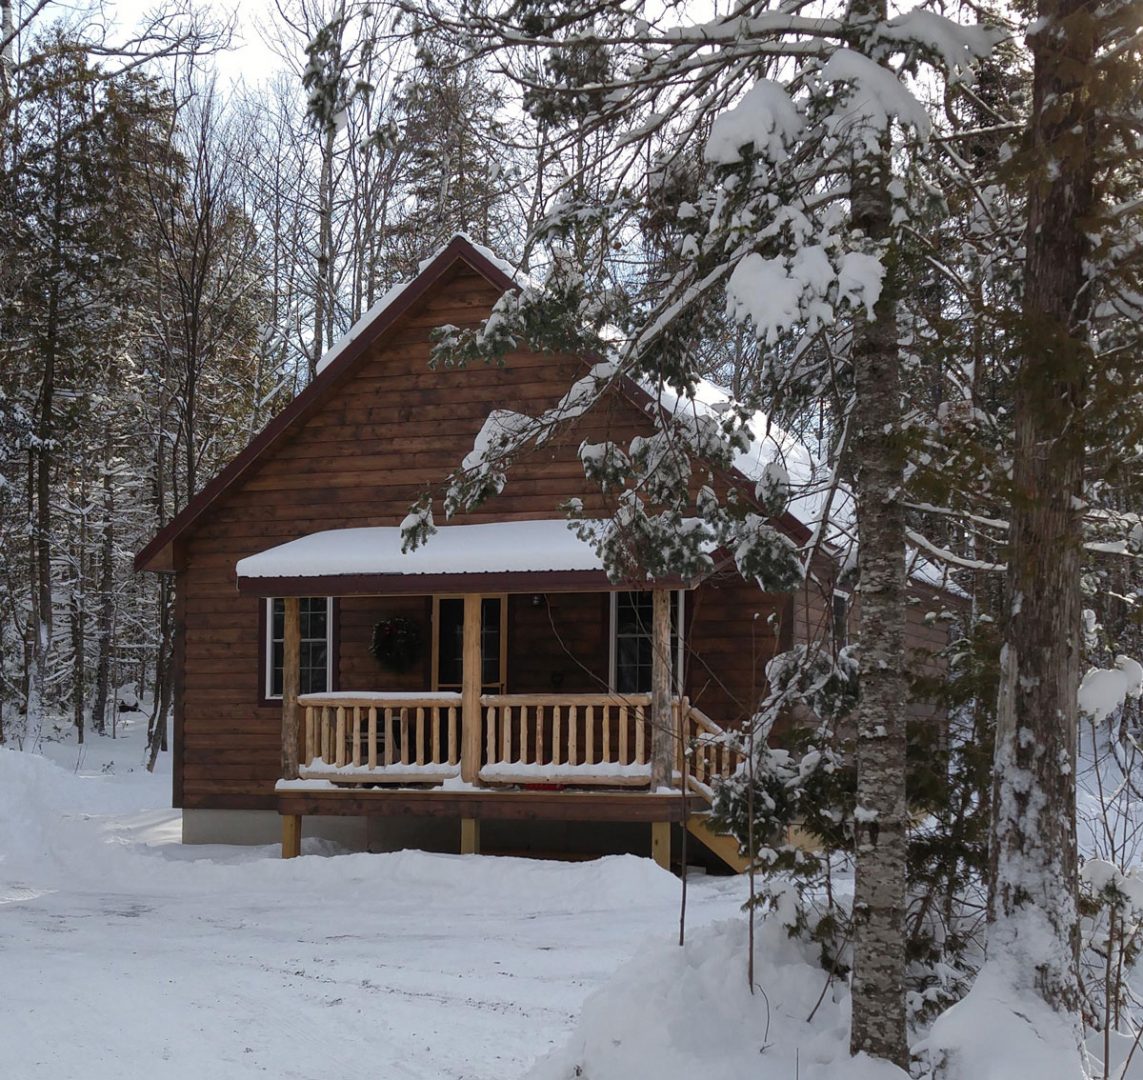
xmin=608 ymin=590 xmax=685 ymax=695
xmin=264 ymin=596 xmax=334 ymax=701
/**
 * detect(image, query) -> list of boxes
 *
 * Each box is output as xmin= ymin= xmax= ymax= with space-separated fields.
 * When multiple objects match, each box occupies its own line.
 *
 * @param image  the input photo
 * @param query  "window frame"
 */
xmin=607 ymin=590 xmax=685 ymax=695
xmin=430 ymin=594 xmax=508 ymax=693
xmin=263 ymin=596 xmax=335 ymax=702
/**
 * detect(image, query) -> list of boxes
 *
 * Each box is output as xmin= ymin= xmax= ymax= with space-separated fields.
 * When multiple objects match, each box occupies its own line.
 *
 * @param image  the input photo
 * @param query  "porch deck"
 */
xmin=275 ymin=689 xmax=743 ymax=867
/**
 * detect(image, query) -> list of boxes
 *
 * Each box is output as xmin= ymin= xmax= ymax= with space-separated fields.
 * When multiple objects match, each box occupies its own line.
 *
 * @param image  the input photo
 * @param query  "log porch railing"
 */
xmin=479 ymin=693 xmax=653 ymax=786
xmin=680 ymin=703 xmax=744 ymax=802
xmin=294 ymin=691 xmax=744 ymax=802
xmin=299 ymin=692 xmax=462 ymax=783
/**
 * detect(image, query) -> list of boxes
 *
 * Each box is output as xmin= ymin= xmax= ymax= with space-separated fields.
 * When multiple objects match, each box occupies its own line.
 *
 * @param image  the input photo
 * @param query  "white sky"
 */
xmin=213 ymin=2 xmax=291 ymax=87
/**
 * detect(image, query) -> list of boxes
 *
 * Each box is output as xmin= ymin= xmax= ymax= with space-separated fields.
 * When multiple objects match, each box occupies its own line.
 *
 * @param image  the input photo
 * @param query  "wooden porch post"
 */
xmin=460 ymin=594 xmax=482 ymax=785
xmin=281 ymin=595 xmax=302 ymax=859
xmin=650 ymin=588 xmax=674 ymax=790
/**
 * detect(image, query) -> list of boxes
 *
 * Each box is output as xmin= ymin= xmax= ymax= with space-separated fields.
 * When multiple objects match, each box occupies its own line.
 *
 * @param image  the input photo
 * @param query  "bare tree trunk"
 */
xmin=311 ymin=124 xmax=334 ymax=382
xmin=27 ymin=148 xmax=64 ymax=739
xmin=847 ymin=2 xmax=909 ymax=1061
xmin=91 ymin=443 xmax=116 ymax=735
xmin=70 ymin=479 xmax=87 ymax=744
xmin=147 ymin=576 xmax=173 ymax=769
xmin=986 ymin=0 xmax=1093 ymax=1023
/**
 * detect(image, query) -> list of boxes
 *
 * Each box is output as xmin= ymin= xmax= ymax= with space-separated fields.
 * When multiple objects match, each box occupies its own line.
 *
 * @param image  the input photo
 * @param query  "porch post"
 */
xmin=281 ymin=596 xmax=300 ymax=781
xmin=461 ymin=593 xmax=482 ymax=785
xmin=650 ymin=587 xmax=675 ymax=790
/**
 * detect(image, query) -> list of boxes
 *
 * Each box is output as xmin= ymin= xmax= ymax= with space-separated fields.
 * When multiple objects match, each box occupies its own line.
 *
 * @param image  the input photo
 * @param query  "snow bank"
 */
xmin=0 ymin=746 xmax=680 ymax=919
xmin=922 ymin=960 xmax=1085 ymax=1080
xmin=528 ymin=916 xmax=908 ymax=1080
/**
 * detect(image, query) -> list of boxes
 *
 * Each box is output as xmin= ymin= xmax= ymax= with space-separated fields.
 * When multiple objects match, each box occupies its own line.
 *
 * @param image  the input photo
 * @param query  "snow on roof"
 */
xmin=654 ymin=378 xmax=965 ymax=596
xmin=653 ymin=376 xmax=853 ymax=544
xmin=236 ymin=520 xmax=607 ymax=580
xmin=315 ymin=280 xmax=411 ymax=376
xmin=314 ymin=234 xmax=525 ymax=376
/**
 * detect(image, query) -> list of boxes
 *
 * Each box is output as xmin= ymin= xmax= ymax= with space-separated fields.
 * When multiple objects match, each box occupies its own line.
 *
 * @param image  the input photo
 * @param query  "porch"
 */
xmin=275 ymin=687 xmax=742 ymax=867
xmin=235 ymin=522 xmax=746 ymax=868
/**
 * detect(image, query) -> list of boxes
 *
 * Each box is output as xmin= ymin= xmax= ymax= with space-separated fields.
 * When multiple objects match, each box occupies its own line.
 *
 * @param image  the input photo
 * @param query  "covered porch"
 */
xmin=234 ymin=522 xmax=744 ymax=867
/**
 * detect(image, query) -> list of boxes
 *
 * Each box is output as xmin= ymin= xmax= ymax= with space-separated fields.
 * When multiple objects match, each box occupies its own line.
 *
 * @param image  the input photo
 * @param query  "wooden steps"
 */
xmin=685 ymin=814 xmax=750 ymax=874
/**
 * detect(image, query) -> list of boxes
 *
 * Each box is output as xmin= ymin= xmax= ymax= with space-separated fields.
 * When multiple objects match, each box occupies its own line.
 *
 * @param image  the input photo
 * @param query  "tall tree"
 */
xmin=400 ymin=1 xmax=993 ymax=1065
xmin=984 ymin=0 xmax=1143 ymax=1036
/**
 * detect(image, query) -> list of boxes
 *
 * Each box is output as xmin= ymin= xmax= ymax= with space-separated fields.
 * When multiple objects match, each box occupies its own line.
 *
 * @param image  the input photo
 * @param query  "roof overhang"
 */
xmin=234 ymin=520 xmax=694 ymax=597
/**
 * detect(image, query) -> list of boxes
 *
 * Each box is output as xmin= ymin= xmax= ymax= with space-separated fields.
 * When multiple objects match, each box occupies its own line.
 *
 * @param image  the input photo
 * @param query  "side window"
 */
xmin=266 ymin=597 xmax=332 ymax=699
xmin=610 ymin=591 xmax=683 ymax=694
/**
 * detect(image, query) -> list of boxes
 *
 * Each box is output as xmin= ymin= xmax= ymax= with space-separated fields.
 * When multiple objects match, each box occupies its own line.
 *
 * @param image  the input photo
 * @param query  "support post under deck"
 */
xmin=460 ymin=817 xmax=481 ymax=855
xmin=651 ymin=821 xmax=671 ymax=871
xmin=282 ymin=814 xmax=302 ymax=859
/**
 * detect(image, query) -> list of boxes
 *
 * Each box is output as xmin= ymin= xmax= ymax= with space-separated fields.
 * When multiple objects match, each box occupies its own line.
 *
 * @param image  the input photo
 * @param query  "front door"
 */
xmin=432 ymin=595 xmax=506 ymax=693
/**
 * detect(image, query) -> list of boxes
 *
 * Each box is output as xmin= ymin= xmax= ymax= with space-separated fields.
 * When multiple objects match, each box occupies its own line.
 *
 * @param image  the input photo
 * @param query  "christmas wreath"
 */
xmin=370 ymin=616 xmax=422 ymax=673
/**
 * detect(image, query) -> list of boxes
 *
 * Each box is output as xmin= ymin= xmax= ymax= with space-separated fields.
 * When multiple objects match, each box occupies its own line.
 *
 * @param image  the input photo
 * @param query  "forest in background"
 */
xmin=0 ymin=0 xmax=540 ymax=754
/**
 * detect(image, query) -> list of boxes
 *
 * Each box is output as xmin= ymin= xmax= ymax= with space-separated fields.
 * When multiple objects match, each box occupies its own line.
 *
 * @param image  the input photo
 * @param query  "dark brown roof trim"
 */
xmin=134 ymin=236 xmax=519 ymax=573
xmin=235 ymin=569 xmax=692 ymax=597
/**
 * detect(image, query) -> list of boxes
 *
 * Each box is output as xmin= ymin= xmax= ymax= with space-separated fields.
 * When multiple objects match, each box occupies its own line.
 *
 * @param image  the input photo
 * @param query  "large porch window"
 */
xmin=266 ymin=597 xmax=333 ymax=699
xmin=609 ymin=591 xmax=684 ymax=694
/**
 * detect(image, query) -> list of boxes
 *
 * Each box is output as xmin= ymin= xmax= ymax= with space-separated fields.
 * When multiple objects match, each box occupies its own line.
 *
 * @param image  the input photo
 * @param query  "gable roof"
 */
xmin=134 ymin=235 xmax=519 ymax=573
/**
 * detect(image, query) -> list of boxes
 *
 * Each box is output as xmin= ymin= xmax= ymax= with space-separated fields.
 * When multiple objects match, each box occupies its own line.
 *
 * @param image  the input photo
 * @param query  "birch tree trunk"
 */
xmin=986 ymin=0 xmax=1093 ymax=1022
xmin=847 ymin=1 xmax=909 ymax=1063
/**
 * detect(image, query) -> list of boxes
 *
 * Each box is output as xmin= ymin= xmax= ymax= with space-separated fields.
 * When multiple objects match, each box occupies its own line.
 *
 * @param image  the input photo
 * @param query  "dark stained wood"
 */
xmin=235 ymin=569 xmax=687 ymax=598
xmin=276 ymin=786 xmax=703 ymax=823
xmin=281 ymin=597 xmax=300 ymax=781
xmin=172 ymin=570 xmax=187 ymax=807
xmin=144 ymin=235 xmax=957 ymax=818
xmin=651 ymin=587 xmax=673 ymax=789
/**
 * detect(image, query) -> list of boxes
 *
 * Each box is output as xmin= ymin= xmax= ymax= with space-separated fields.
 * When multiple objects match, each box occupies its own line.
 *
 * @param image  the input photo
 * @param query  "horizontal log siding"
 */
xmin=683 ymin=575 xmax=787 ymax=730
xmin=506 ymin=593 xmax=609 ymax=695
xmin=177 ymin=265 xmax=674 ymax=809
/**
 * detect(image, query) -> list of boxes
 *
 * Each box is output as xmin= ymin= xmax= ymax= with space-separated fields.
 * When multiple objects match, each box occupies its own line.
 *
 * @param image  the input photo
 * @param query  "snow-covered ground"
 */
xmin=6 ymin=716 xmax=1137 ymax=1080
xmin=1 ymin=724 xmax=753 ymax=1080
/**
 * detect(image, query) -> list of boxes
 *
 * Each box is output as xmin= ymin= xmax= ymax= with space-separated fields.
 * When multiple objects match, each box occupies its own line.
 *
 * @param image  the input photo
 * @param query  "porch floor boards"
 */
xmin=276 ymin=786 xmax=701 ymax=823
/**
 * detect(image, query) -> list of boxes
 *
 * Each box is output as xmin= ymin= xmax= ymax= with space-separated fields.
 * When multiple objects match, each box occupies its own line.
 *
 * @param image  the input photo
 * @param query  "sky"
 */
xmin=212 ymin=2 xmax=289 ymax=87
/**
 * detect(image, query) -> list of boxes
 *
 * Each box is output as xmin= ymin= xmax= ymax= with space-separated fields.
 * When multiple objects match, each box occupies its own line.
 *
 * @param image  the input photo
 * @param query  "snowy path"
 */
xmin=0 ymin=744 xmax=748 ymax=1080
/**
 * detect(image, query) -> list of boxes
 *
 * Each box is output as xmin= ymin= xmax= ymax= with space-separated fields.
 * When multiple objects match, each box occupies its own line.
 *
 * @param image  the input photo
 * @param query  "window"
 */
xmin=433 ymin=596 xmax=505 ymax=692
xmin=265 ymin=597 xmax=333 ymax=699
xmin=609 ymin=591 xmax=684 ymax=694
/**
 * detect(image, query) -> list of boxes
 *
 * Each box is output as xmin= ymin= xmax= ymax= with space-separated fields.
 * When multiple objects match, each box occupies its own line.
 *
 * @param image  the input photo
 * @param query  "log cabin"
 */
xmin=135 ymin=234 xmax=953 ymax=868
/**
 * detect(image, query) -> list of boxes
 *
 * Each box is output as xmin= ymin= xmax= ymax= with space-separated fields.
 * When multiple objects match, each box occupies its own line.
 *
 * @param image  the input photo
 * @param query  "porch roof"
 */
xmin=234 ymin=519 xmax=680 ymax=596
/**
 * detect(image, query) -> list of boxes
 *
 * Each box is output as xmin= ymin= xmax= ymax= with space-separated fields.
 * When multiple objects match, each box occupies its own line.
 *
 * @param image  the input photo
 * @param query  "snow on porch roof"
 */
xmin=233 ymin=520 xmax=660 ymax=596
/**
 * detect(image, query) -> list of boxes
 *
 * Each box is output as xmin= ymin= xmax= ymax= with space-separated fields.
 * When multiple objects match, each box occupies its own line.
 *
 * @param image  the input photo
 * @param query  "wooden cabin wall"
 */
xmin=176 ymin=264 xmax=673 ymax=810
xmin=339 ymin=595 xmax=432 ymax=692
xmin=684 ymin=576 xmax=787 ymax=727
xmin=506 ymin=593 xmax=610 ymax=695
xmin=172 ymin=259 xmax=959 ymax=811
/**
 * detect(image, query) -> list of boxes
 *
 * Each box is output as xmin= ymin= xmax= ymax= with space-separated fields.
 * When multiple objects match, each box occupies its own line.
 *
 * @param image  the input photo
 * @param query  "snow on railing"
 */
xmin=294 ymin=691 xmax=732 ymax=793
xmin=479 ymin=693 xmax=655 ymax=786
xmin=680 ymin=702 xmax=743 ymax=802
xmin=299 ymin=693 xmax=461 ymax=782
